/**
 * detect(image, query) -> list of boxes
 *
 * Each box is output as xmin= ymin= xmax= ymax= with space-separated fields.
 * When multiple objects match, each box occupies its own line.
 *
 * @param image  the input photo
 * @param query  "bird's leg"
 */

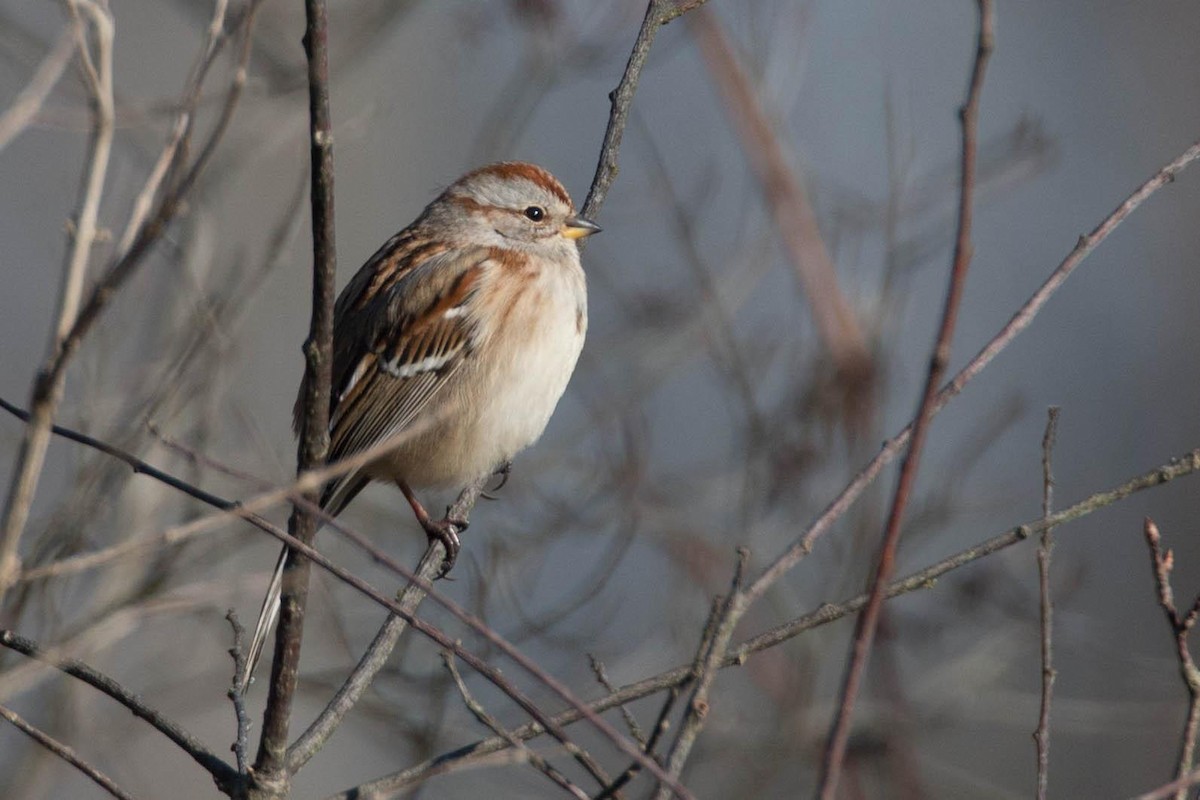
xmin=398 ymin=481 xmax=465 ymax=577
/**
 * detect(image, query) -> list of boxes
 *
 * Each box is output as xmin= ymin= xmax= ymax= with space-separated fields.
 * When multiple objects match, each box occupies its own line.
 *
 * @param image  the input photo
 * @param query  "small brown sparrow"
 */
xmin=244 ymin=162 xmax=599 ymax=684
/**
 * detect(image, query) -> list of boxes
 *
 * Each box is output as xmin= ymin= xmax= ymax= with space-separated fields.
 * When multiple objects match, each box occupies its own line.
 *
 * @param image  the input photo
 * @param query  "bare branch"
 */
xmin=819 ymin=4 xmax=994 ymax=793
xmin=369 ymin=446 xmax=1200 ymax=792
xmin=251 ymin=0 xmax=337 ymax=787
xmin=744 ymin=40 xmax=1200 ymax=613
xmin=1034 ymin=407 xmax=1060 ymax=799
xmin=0 ymin=702 xmax=135 ymax=800
xmin=0 ymin=0 xmax=114 ymax=595
xmin=443 ymin=652 xmax=591 ymax=800
xmin=0 ymin=629 xmax=237 ymax=787
xmin=1144 ymin=518 xmax=1200 ymax=799
xmin=581 ymin=0 xmax=711 ymax=219
xmin=652 ymin=550 xmax=749 ymax=800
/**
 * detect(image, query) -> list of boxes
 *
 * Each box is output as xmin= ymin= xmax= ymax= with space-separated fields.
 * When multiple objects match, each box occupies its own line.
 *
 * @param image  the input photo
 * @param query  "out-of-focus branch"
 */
xmin=1035 ymin=407 xmax=1060 ymax=800
xmin=0 ymin=0 xmax=113 ymax=597
xmin=818 ymin=4 xmax=993 ymax=793
xmin=0 ymin=629 xmax=237 ymax=787
xmin=0 ymin=0 xmax=261 ymax=600
xmin=375 ymin=447 xmax=1200 ymax=793
xmin=1143 ymin=518 xmax=1200 ymax=800
xmin=251 ymin=0 xmax=337 ymax=790
xmin=0 ymin=24 xmax=77 ymax=152
xmin=689 ymin=8 xmax=871 ymax=388
xmin=0 ymin=701 xmax=134 ymax=800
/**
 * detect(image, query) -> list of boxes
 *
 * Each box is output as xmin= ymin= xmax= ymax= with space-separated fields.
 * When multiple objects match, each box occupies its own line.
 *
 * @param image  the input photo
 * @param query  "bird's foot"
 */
xmin=421 ymin=515 xmax=468 ymax=578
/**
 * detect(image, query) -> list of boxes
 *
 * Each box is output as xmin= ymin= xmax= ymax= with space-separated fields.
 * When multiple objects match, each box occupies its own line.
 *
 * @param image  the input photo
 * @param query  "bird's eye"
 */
xmin=523 ymin=206 xmax=545 ymax=222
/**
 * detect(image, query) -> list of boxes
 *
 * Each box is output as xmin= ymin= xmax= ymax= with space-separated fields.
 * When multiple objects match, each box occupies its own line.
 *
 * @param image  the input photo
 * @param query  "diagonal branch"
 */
xmin=0 ymin=629 xmax=237 ymax=787
xmin=0 ymin=701 xmax=136 ymax=800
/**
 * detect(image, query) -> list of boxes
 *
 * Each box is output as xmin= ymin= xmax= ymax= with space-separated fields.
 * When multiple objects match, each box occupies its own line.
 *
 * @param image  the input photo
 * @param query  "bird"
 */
xmin=243 ymin=162 xmax=599 ymax=687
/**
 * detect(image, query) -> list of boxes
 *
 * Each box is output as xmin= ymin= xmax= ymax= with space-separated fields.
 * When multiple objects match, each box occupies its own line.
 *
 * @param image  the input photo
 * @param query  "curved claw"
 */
xmin=421 ymin=516 xmax=466 ymax=578
xmin=482 ymin=461 xmax=514 ymax=500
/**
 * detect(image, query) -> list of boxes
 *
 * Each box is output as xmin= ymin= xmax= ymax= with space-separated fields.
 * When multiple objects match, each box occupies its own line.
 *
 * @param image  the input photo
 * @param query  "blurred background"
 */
xmin=2 ymin=1 xmax=1200 ymax=797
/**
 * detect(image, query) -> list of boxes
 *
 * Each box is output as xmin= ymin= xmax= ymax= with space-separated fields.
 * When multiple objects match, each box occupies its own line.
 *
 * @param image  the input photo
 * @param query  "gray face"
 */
xmin=423 ymin=162 xmax=584 ymax=258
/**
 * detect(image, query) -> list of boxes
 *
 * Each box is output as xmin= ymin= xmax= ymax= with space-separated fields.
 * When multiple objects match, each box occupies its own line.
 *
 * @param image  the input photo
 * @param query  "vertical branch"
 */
xmin=651 ymin=552 xmax=749 ymax=800
xmin=1144 ymin=518 xmax=1200 ymax=800
xmin=817 ymin=3 xmax=994 ymax=797
xmin=252 ymin=0 xmax=337 ymax=789
xmin=0 ymin=0 xmax=114 ymax=596
xmin=1034 ymin=407 xmax=1060 ymax=799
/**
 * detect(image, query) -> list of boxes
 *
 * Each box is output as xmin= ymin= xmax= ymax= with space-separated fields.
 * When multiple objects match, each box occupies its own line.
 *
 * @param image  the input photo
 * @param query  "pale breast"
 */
xmin=374 ymin=251 xmax=586 ymax=489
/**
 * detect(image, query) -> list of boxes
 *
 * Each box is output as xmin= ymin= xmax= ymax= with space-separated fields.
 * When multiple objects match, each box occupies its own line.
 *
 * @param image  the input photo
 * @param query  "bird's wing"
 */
xmin=317 ymin=245 xmax=489 ymax=510
xmin=244 ymin=245 xmax=490 ymax=691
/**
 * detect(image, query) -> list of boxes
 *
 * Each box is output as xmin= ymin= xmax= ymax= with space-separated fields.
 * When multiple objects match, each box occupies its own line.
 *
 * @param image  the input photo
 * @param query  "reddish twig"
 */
xmin=1034 ymin=407 xmax=1060 ymax=799
xmin=817 ymin=3 xmax=994 ymax=795
xmin=689 ymin=7 xmax=871 ymax=386
xmin=1144 ymin=518 xmax=1200 ymax=800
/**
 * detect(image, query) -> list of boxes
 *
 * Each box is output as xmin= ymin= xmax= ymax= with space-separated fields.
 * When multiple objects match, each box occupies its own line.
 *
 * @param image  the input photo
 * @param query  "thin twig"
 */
xmin=589 ymin=653 xmax=645 ymax=747
xmin=596 ymin=684 xmax=681 ymax=800
xmin=0 ymin=701 xmax=135 ymax=800
xmin=818 ymin=4 xmax=994 ymax=795
xmin=252 ymin=0 xmax=337 ymax=789
xmin=226 ymin=610 xmax=251 ymax=777
xmin=1034 ymin=407 xmax=1060 ymax=800
xmin=652 ymin=550 xmax=750 ymax=800
xmin=359 ymin=447 xmax=1200 ymax=795
xmin=580 ymin=0 xmax=710 ymax=220
xmin=443 ymin=651 xmax=590 ymax=800
xmin=1143 ymin=518 xmax=1200 ymax=800
xmin=0 ymin=629 xmax=237 ymax=787
xmin=0 ymin=0 xmax=114 ymax=595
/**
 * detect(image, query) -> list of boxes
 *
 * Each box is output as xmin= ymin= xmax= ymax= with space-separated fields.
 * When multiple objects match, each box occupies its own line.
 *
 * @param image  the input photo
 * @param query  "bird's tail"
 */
xmin=240 ymin=472 xmax=368 ymax=692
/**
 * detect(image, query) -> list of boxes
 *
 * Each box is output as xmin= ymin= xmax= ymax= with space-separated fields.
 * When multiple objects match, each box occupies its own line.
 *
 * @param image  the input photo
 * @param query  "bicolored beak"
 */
xmin=561 ymin=215 xmax=602 ymax=240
